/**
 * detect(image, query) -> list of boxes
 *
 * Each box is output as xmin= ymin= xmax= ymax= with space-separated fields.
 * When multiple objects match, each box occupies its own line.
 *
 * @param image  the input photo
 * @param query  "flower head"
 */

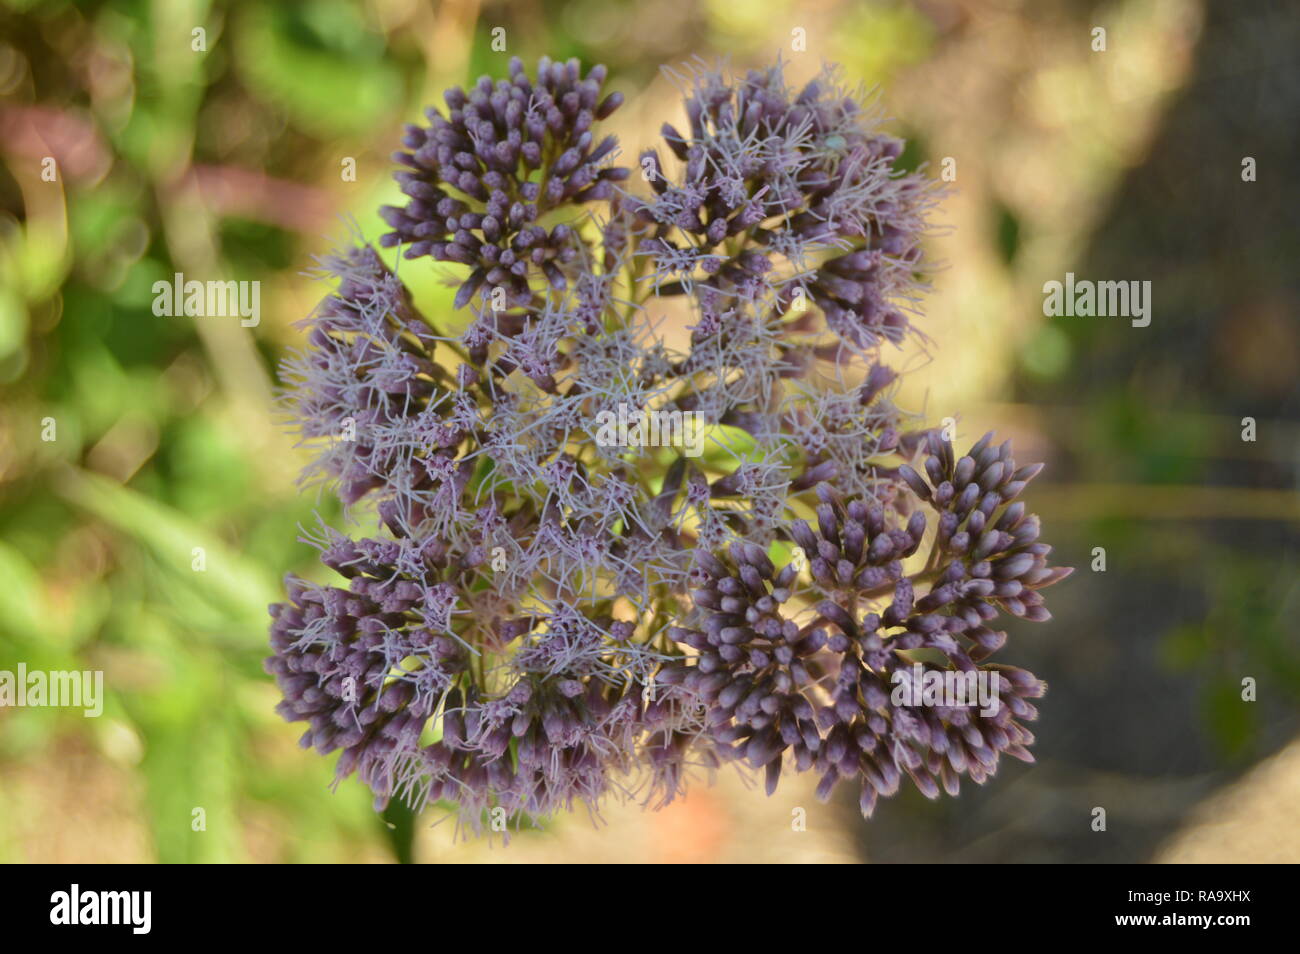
xmin=665 ymin=433 xmax=1069 ymax=815
xmin=380 ymin=56 xmax=629 ymax=309
xmin=269 ymin=56 xmax=1069 ymax=835
xmin=631 ymin=60 xmax=940 ymax=352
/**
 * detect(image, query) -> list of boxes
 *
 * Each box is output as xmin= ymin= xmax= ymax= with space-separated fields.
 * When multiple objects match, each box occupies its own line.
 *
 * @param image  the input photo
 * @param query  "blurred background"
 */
xmin=0 ymin=0 xmax=1296 ymax=863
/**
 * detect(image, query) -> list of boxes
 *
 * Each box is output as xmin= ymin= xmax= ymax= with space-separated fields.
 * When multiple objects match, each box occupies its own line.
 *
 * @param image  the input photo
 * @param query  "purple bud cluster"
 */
xmin=380 ymin=56 xmax=628 ymax=309
xmin=280 ymin=245 xmax=473 ymax=509
xmin=631 ymin=62 xmax=938 ymax=352
xmin=663 ymin=433 xmax=1069 ymax=815
xmin=269 ymin=57 xmax=1069 ymax=835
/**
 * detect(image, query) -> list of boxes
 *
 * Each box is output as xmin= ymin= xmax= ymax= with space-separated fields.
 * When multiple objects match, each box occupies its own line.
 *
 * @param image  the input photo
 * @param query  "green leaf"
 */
xmin=54 ymin=468 xmax=280 ymax=628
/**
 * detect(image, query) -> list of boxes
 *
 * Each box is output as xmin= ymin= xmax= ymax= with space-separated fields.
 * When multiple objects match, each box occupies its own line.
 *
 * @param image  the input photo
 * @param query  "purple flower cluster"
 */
xmin=380 ymin=57 xmax=627 ymax=309
xmin=269 ymin=57 xmax=1069 ymax=834
xmin=268 ymin=526 xmax=700 ymax=819
xmin=631 ymin=62 xmax=938 ymax=352
xmin=665 ymin=433 xmax=1069 ymax=815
